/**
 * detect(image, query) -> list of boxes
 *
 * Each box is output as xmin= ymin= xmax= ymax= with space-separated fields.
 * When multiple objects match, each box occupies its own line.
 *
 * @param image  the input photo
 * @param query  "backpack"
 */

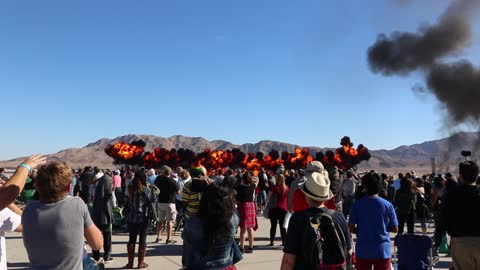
xmin=149 ymin=184 xmax=161 ymax=202
xmin=302 ymin=209 xmax=348 ymax=270
xmin=415 ymin=192 xmax=428 ymax=219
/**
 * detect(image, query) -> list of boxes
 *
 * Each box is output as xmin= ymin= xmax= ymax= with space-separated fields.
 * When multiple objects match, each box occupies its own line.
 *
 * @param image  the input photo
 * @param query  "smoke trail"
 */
xmin=368 ymin=0 xmax=480 ymax=125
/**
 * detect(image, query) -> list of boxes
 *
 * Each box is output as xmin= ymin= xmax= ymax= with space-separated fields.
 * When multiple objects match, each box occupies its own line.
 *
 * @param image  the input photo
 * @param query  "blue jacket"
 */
xmin=182 ymin=213 xmax=242 ymax=269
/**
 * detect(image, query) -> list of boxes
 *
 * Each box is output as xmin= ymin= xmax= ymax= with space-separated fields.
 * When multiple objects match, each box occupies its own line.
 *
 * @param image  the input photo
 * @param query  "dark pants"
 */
xmin=356 ymin=258 xmax=391 ymax=270
xmin=128 ymin=222 xmax=149 ymax=246
xmin=343 ymin=195 xmax=355 ymax=218
xmin=93 ymin=224 xmax=112 ymax=261
xmin=115 ymin=187 xmax=124 ymax=207
xmin=269 ymin=207 xmax=287 ymax=244
xmin=433 ymin=210 xmax=446 ymax=249
xmin=397 ymin=211 xmax=415 ymax=234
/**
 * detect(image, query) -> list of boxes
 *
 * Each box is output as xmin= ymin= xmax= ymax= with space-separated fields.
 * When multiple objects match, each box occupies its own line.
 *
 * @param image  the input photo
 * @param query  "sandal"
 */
xmin=166 ymin=239 xmax=177 ymax=244
xmin=155 ymin=238 xmax=162 ymax=243
xmin=244 ymin=247 xmax=253 ymax=254
xmin=138 ymin=262 xmax=149 ymax=269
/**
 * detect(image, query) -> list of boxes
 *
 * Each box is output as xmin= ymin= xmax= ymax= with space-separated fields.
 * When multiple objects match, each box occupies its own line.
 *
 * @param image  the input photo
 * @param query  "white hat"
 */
xmin=300 ymin=160 xmax=326 ymax=174
xmin=94 ymin=172 xmax=104 ymax=180
xmin=299 ymin=171 xmax=333 ymax=202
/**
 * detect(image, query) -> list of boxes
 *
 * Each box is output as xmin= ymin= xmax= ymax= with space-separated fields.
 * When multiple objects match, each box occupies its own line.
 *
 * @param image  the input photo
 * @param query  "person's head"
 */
xmin=35 ymin=162 xmax=73 ymax=203
xmin=415 ymin=177 xmax=424 ymax=188
xmin=225 ymin=169 xmax=234 ymax=176
xmin=190 ymin=165 xmax=206 ymax=178
xmin=459 ymin=161 xmax=479 ymax=184
xmin=399 ymin=178 xmax=414 ymax=194
xmin=242 ymin=171 xmax=256 ymax=186
xmin=160 ymin=165 xmax=172 ymax=176
xmin=398 ymin=173 xmax=404 ymax=180
xmin=129 ymin=170 xmax=147 ymax=195
xmin=198 ymin=183 xmax=235 ymax=255
xmin=300 ymin=171 xmax=333 ymax=207
xmin=347 ymin=171 xmax=354 ymax=178
xmin=180 ymin=170 xmax=190 ymax=180
xmin=380 ymin=173 xmax=388 ymax=181
xmin=147 ymin=168 xmax=155 ymax=176
xmin=362 ymin=172 xmax=382 ymax=196
xmin=0 ymin=168 xmax=5 ymax=174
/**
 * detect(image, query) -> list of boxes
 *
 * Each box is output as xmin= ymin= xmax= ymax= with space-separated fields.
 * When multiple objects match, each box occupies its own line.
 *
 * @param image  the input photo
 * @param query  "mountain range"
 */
xmin=1 ymin=132 xmax=479 ymax=174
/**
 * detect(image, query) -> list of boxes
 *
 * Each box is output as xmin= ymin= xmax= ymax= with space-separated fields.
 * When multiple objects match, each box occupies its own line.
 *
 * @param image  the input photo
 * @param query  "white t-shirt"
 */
xmin=0 ymin=208 xmax=21 ymax=270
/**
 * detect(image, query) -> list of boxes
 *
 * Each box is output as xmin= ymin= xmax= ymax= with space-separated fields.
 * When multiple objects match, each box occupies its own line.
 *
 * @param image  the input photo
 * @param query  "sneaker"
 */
xmin=244 ymin=247 xmax=253 ymax=254
xmin=268 ymin=242 xmax=274 ymax=246
xmin=103 ymin=257 xmax=114 ymax=264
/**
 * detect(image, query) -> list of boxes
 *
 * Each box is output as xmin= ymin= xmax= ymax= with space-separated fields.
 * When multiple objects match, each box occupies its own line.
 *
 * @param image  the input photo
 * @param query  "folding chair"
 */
xmin=393 ymin=234 xmax=435 ymax=270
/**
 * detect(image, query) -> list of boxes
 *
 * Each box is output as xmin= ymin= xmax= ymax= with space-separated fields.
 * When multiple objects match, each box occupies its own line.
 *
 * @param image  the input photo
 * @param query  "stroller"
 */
xmin=393 ymin=234 xmax=435 ymax=270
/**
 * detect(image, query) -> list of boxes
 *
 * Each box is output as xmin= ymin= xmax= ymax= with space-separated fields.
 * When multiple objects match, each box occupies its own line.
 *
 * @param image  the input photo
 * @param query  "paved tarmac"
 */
xmin=6 ymin=216 xmax=452 ymax=270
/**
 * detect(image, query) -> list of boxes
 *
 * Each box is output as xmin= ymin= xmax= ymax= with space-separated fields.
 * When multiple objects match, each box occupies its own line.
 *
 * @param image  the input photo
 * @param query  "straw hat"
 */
xmin=299 ymin=171 xmax=333 ymax=202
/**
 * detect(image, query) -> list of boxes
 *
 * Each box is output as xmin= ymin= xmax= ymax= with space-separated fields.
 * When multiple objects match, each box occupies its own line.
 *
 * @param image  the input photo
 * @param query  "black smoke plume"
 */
xmin=368 ymin=0 xmax=480 ymax=127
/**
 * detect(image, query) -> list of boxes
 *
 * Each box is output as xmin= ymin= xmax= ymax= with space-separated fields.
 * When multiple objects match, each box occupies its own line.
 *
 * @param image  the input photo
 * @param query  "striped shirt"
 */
xmin=182 ymin=181 xmax=200 ymax=218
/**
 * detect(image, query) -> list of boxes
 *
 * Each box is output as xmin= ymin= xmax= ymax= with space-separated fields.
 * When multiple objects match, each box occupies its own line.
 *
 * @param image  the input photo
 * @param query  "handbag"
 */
xmin=143 ymin=190 xmax=158 ymax=222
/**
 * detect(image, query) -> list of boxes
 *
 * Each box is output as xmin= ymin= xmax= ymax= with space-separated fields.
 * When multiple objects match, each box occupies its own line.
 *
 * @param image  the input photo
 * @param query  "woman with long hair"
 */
xmin=124 ymin=171 xmax=155 ymax=269
xmin=182 ymin=183 xmax=242 ymax=270
xmin=267 ymin=173 xmax=289 ymax=246
xmin=234 ymin=171 xmax=257 ymax=253
xmin=394 ymin=178 xmax=416 ymax=234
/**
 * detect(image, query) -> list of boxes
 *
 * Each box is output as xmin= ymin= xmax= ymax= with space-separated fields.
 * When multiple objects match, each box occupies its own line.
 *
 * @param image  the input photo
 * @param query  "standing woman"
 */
xmin=394 ymin=178 xmax=417 ymax=234
xmin=124 ymin=171 xmax=155 ymax=269
xmin=267 ymin=174 xmax=289 ymax=246
xmin=234 ymin=171 xmax=257 ymax=253
xmin=182 ymin=183 xmax=242 ymax=270
xmin=415 ymin=178 xmax=429 ymax=235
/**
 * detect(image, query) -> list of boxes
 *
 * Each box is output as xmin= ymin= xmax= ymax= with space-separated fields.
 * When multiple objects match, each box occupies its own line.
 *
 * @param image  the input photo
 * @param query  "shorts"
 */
xmin=157 ymin=203 xmax=177 ymax=222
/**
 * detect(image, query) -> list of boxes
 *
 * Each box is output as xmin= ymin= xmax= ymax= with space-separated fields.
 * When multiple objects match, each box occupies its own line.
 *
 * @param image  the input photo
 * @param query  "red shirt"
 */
xmin=292 ymin=189 xmax=336 ymax=212
xmin=270 ymin=185 xmax=289 ymax=212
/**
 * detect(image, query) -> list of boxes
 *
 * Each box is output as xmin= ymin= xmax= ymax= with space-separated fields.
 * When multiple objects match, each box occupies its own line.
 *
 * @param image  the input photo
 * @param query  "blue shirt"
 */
xmin=349 ymin=196 xmax=398 ymax=259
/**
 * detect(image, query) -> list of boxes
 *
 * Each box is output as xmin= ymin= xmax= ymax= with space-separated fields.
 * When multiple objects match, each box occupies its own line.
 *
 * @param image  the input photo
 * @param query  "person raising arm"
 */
xmin=0 ymin=154 xmax=46 ymax=211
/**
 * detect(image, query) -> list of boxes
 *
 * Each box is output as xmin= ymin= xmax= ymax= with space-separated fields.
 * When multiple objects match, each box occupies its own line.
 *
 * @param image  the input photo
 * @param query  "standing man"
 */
xmin=155 ymin=165 xmax=179 ymax=244
xmin=281 ymin=171 xmax=352 ymax=269
xmin=349 ymin=172 xmax=398 ymax=270
xmin=92 ymin=168 xmax=114 ymax=264
xmin=440 ymin=161 xmax=480 ymax=270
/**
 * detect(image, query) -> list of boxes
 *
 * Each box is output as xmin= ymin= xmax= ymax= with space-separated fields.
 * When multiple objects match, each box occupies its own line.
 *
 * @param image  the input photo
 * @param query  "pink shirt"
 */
xmin=113 ymin=175 xmax=122 ymax=188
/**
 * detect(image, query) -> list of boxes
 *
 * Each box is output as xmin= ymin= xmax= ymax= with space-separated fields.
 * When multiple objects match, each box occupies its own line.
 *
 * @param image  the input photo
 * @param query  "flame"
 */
xmin=105 ymin=142 xmax=144 ymax=163
xmin=104 ymin=136 xmax=370 ymax=173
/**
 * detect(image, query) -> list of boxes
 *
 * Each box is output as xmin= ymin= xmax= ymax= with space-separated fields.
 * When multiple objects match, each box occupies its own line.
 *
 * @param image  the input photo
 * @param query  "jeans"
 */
xmin=92 ymin=224 xmax=112 ymax=261
xmin=397 ymin=211 xmax=415 ymax=234
xmin=128 ymin=222 xmax=149 ymax=245
xmin=269 ymin=207 xmax=286 ymax=244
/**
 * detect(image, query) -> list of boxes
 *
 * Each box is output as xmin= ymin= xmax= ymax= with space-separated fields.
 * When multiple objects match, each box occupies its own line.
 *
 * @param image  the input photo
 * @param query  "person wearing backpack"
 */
xmin=349 ymin=172 xmax=398 ymax=270
xmin=281 ymin=171 xmax=352 ymax=270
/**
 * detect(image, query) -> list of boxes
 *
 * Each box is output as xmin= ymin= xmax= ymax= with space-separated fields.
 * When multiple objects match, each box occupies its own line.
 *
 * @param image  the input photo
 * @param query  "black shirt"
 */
xmin=235 ymin=184 xmax=255 ymax=202
xmin=441 ymin=184 xmax=480 ymax=237
xmin=283 ymin=207 xmax=352 ymax=270
xmin=154 ymin=175 xmax=179 ymax=204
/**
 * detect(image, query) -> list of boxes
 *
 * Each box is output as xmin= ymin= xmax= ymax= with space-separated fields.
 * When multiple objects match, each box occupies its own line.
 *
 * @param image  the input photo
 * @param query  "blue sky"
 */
xmin=1 ymin=0 xmax=479 ymax=159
